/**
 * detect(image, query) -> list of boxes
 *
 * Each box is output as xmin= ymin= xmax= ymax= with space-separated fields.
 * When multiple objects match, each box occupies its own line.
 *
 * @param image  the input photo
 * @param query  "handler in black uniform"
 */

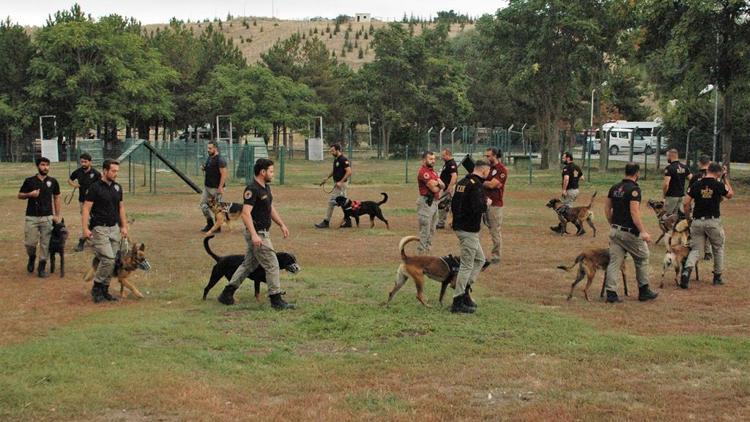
xmin=450 ymin=159 xmax=492 ymax=314
xmin=662 ymin=149 xmax=691 ymax=215
xmin=681 ymin=163 xmax=734 ymax=288
xmin=551 ymin=152 xmax=583 ymax=232
xmin=603 ymin=163 xmax=658 ymax=303
xmin=436 ymin=149 xmax=458 ymax=229
xmin=199 ymin=141 xmax=228 ymax=232
xmin=219 ymin=158 xmax=294 ymax=309
xmin=18 ymin=157 xmax=61 ymax=277
xmin=82 ymin=159 xmax=128 ymax=302
xmin=315 ymin=144 xmax=352 ymax=228
xmin=69 ymin=152 xmax=101 ymax=251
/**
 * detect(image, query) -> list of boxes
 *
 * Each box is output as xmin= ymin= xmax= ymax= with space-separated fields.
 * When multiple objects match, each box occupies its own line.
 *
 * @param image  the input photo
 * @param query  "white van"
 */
xmin=588 ymin=121 xmax=667 ymax=155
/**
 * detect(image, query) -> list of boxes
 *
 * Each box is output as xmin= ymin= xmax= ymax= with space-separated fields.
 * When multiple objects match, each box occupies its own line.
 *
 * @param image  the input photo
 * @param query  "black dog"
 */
xmin=49 ymin=219 xmax=69 ymax=277
xmin=202 ymin=235 xmax=300 ymax=301
xmin=334 ymin=192 xmax=389 ymax=229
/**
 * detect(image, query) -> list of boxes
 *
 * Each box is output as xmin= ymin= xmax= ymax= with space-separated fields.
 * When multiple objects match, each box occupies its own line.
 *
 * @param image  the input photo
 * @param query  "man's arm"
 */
xmin=53 ymin=194 xmax=61 ymax=219
xmin=119 ymin=201 xmax=128 ymax=238
xmin=562 ymin=175 xmax=569 ymax=194
xmin=447 ymin=172 xmax=457 ymax=192
xmin=483 ymin=174 xmax=500 ymax=190
xmin=67 ymin=179 xmax=79 ymax=188
xmin=683 ymin=196 xmax=693 ymax=216
xmin=241 ymin=204 xmax=262 ymax=246
xmin=427 ymin=179 xmax=443 ymax=193
xmin=271 ymin=205 xmax=289 ymax=238
xmin=662 ymin=175 xmax=671 ymax=197
xmin=342 ymin=167 xmax=352 ymax=183
xmin=82 ymin=201 xmax=93 ymax=238
xmin=604 ymin=197 xmax=613 ymax=224
xmin=218 ymin=167 xmax=228 ymax=193
xmin=630 ymin=201 xmax=650 ymax=242
xmin=723 ymin=175 xmax=734 ymax=199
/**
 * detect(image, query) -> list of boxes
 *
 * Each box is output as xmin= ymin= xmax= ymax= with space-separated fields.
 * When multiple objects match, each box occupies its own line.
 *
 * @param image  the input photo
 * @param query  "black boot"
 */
xmin=217 ymin=285 xmax=238 ymax=305
xmin=101 ymin=284 xmax=118 ymax=301
xmin=314 ymin=219 xmax=330 ymax=229
xmin=26 ymin=254 xmax=36 ymax=273
xmin=37 ymin=260 xmax=48 ymax=278
xmin=464 ymin=286 xmax=477 ymax=309
xmin=270 ymin=292 xmax=296 ymax=310
xmin=340 ymin=219 xmax=352 ymax=228
xmin=91 ymin=283 xmax=106 ymax=303
xmin=436 ymin=223 xmax=445 ymax=229
xmin=74 ymin=238 xmax=86 ymax=252
xmin=451 ymin=294 xmax=475 ymax=314
xmin=712 ymin=272 xmax=724 ymax=286
xmin=605 ymin=290 xmax=622 ymax=303
xmin=638 ymin=284 xmax=658 ymax=301
xmin=679 ymin=267 xmax=692 ymax=289
xmin=201 ymin=217 xmax=214 ymax=233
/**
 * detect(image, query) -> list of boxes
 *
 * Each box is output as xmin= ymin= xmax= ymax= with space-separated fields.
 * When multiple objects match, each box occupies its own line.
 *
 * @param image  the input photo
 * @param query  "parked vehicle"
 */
xmin=587 ymin=120 xmax=667 ymax=155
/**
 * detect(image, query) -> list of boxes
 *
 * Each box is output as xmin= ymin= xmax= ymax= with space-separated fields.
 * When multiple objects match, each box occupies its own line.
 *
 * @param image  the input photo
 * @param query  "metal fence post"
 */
xmin=404 ymin=145 xmax=409 ymax=184
xmin=279 ymin=146 xmax=286 ymax=185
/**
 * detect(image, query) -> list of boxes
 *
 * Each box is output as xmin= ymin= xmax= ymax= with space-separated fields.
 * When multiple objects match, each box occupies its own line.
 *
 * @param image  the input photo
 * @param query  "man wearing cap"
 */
xmin=18 ymin=157 xmax=61 ymax=278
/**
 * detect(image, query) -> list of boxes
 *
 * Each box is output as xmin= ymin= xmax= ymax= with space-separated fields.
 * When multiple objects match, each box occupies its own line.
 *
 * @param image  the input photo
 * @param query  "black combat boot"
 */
xmin=101 ymin=284 xmax=118 ymax=301
xmin=74 ymin=238 xmax=86 ymax=252
xmin=37 ymin=260 xmax=48 ymax=278
xmin=217 ymin=285 xmax=238 ymax=305
xmin=314 ymin=219 xmax=330 ymax=229
xmin=549 ymin=223 xmax=564 ymax=233
xmin=638 ymin=284 xmax=658 ymax=301
xmin=91 ymin=283 xmax=106 ymax=303
xmin=26 ymin=254 xmax=36 ymax=273
xmin=605 ymin=290 xmax=622 ymax=303
xmin=679 ymin=267 xmax=692 ymax=289
xmin=340 ymin=219 xmax=352 ymax=228
xmin=712 ymin=272 xmax=724 ymax=286
xmin=451 ymin=294 xmax=475 ymax=314
xmin=201 ymin=217 xmax=214 ymax=233
xmin=464 ymin=286 xmax=477 ymax=309
xmin=270 ymin=292 xmax=296 ymax=310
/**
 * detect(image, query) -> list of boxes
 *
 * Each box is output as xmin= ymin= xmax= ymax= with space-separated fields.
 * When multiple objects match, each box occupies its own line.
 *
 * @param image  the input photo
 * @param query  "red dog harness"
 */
xmin=345 ymin=200 xmax=362 ymax=212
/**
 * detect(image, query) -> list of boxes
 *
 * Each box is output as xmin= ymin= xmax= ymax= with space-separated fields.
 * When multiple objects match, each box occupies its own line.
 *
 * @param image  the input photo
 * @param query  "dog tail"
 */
xmin=587 ymin=191 xmax=598 ymax=208
xmin=378 ymin=192 xmax=388 ymax=206
xmin=203 ymin=235 xmax=222 ymax=262
xmin=399 ymin=236 xmax=420 ymax=260
xmin=557 ymin=254 xmax=585 ymax=272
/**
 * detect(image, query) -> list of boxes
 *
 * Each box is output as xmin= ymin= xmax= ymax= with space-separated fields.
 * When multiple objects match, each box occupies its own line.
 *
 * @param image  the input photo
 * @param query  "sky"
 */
xmin=4 ymin=1 xmax=508 ymax=27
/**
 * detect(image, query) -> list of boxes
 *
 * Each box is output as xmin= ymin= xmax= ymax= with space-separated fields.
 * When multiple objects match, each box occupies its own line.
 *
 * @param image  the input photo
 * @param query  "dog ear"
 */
xmin=139 ymin=243 xmax=145 ymax=251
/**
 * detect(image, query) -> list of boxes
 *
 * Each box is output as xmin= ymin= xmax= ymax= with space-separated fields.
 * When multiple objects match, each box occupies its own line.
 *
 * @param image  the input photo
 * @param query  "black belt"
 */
xmin=695 ymin=216 xmax=719 ymax=220
xmin=611 ymin=224 xmax=636 ymax=234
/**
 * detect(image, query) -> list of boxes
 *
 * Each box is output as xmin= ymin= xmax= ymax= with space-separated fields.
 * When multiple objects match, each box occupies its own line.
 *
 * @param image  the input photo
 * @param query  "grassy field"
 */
xmin=0 ymin=159 xmax=748 ymax=420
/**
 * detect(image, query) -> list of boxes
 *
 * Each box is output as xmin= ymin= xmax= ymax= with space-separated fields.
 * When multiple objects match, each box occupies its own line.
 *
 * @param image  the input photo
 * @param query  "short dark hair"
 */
xmin=708 ymin=163 xmax=723 ymax=174
xmin=667 ymin=149 xmax=679 ymax=155
xmin=102 ymin=159 xmax=119 ymax=170
xmin=422 ymin=150 xmax=434 ymax=159
xmin=254 ymin=158 xmax=274 ymax=175
xmin=35 ymin=157 xmax=50 ymax=166
xmin=563 ymin=152 xmax=573 ymax=161
xmin=474 ymin=159 xmax=490 ymax=169
xmin=698 ymin=155 xmax=711 ymax=166
xmin=80 ymin=152 xmax=92 ymax=161
xmin=486 ymin=147 xmax=502 ymax=158
xmin=330 ymin=143 xmax=342 ymax=152
xmin=208 ymin=141 xmax=219 ymax=149
xmin=625 ymin=162 xmax=640 ymax=176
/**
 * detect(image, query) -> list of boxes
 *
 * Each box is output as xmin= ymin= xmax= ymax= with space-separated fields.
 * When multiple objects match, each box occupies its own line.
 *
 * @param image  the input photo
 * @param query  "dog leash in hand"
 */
xmin=320 ymin=180 xmax=335 ymax=194
xmin=64 ymin=187 xmax=77 ymax=205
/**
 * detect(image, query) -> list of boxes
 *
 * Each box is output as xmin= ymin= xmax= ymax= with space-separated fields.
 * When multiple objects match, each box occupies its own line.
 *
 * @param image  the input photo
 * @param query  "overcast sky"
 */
xmin=5 ymin=1 xmax=508 ymax=26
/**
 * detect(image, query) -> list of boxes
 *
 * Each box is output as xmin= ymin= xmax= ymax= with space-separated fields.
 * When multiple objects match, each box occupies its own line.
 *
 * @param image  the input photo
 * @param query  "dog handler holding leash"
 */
xmin=199 ymin=141 xmax=228 ymax=233
xmin=315 ymin=143 xmax=351 ymax=229
xmin=18 ymin=157 xmax=61 ymax=278
xmin=552 ymin=152 xmax=583 ymax=233
xmin=68 ymin=152 xmax=100 ymax=251
xmin=218 ymin=158 xmax=295 ymax=310
xmin=82 ymin=159 xmax=129 ymax=303
xmin=436 ymin=148 xmax=458 ymax=230
xmin=602 ymin=163 xmax=659 ymax=303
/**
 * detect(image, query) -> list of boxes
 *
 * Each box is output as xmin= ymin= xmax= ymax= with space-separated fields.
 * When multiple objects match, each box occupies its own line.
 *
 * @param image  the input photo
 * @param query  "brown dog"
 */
xmin=646 ymin=199 xmax=680 ymax=246
xmin=83 ymin=243 xmax=151 ymax=298
xmin=546 ymin=191 xmax=597 ymax=237
xmin=660 ymin=219 xmax=699 ymax=287
xmin=386 ymin=236 xmax=489 ymax=307
xmin=558 ymin=248 xmax=627 ymax=301
xmin=205 ymin=198 xmax=243 ymax=236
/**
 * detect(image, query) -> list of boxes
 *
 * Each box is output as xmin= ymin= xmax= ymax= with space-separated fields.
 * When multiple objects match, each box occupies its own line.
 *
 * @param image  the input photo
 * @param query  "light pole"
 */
xmin=699 ymin=84 xmax=719 ymax=161
xmin=686 ymin=126 xmax=697 ymax=165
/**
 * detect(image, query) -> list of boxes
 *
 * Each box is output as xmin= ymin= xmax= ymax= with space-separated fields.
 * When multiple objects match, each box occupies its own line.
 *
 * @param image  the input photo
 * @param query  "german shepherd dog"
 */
xmin=557 ymin=248 xmax=628 ymax=301
xmin=646 ymin=199 xmax=681 ymax=246
xmin=386 ymin=236 xmax=489 ymax=307
xmin=334 ymin=192 xmax=390 ymax=229
xmin=49 ymin=218 xmax=69 ymax=277
xmin=660 ymin=219 xmax=699 ymax=287
xmin=546 ymin=191 xmax=597 ymax=237
xmin=205 ymin=197 xmax=244 ymax=236
xmin=83 ymin=243 xmax=151 ymax=299
xmin=202 ymin=235 xmax=300 ymax=301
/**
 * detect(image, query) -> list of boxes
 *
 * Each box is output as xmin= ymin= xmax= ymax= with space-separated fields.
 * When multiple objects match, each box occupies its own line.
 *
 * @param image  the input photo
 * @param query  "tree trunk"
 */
xmin=126 ymin=125 xmax=132 ymax=139
xmin=722 ymin=89 xmax=732 ymax=172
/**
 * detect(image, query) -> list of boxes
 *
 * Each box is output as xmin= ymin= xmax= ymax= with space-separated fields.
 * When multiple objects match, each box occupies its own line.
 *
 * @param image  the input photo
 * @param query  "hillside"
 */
xmin=144 ymin=18 xmax=474 ymax=69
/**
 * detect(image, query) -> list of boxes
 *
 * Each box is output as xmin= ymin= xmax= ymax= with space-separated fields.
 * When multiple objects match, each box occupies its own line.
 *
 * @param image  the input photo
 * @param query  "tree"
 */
xmin=0 ymin=19 xmax=34 ymax=160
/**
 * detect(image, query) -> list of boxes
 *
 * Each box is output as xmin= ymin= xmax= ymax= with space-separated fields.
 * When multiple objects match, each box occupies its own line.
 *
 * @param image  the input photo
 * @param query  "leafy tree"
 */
xmin=0 ymin=19 xmax=34 ymax=159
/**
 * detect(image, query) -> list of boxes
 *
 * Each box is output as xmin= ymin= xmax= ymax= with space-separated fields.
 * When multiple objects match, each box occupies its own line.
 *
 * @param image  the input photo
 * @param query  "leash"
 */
xmin=64 ymin=187 xmax=77 ymax=205
xmin=320 ymin=180 xmax=335 ymax=194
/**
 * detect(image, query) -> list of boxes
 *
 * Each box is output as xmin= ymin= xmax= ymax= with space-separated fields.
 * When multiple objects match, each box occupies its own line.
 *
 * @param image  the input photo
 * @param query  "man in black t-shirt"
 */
xmin=315 ymin=143 xmax=352 ymax=228
xmin=681 ymin=163 xmax=734 ymax=288
xmin=18 ymin=157 xmax=61 ymax=277
xmin=82 ymin=159 xmax=129 ymax=303
xmin=218 ymin=158 xmax=295 ymax=310
xmin=603 ymin=163 xmax=658 ymax=303
xmin=450 ymin=159 xmax=492 ymax=314
xmin=551 ymin=152 xmax=584 ymax=233
xmin=199 ymin=141 xmax=228 ymax=232
xmin=436 ymin=149 xmax=458 ymax=230
xmin=68 ymin=152 xmax=101 ymax=251
xmin=688 ymin=155 xmax=714 ymax=259
xmin=662 ymin=149 xmax=692 ymax=215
